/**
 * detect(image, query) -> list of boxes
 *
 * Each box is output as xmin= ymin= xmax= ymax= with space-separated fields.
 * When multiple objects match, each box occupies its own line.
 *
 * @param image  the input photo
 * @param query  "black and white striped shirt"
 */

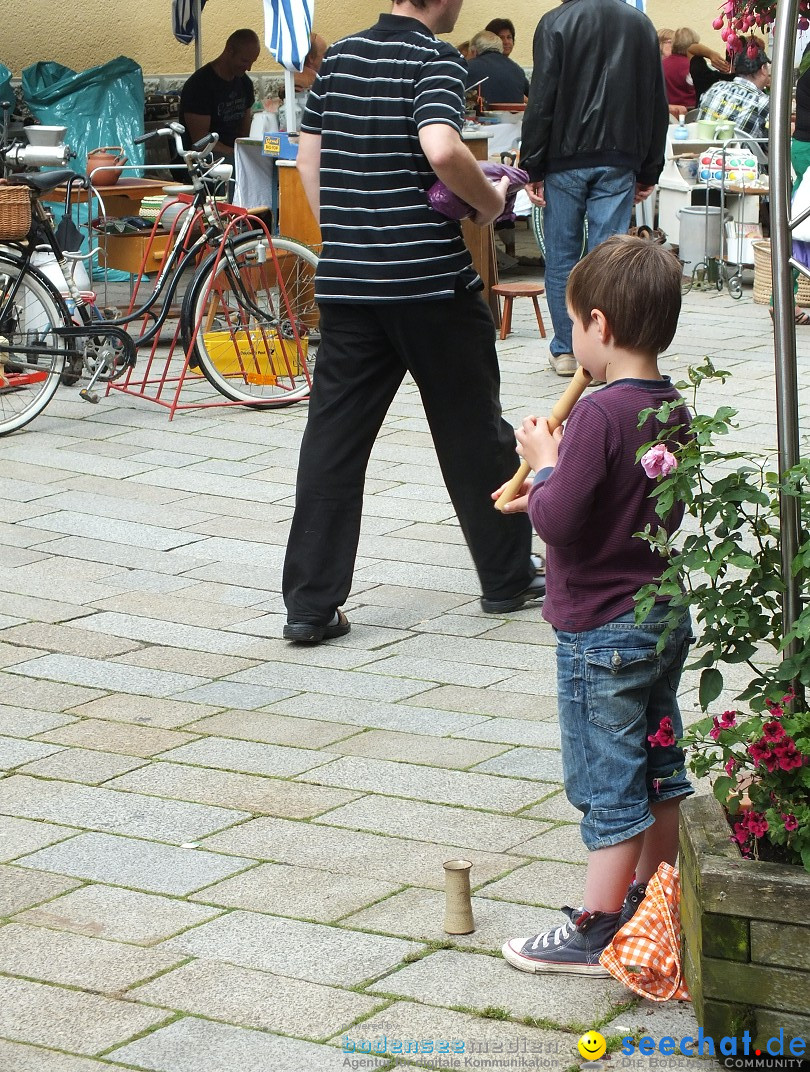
xmin=301 ymin=14 xmax=480 ymax=303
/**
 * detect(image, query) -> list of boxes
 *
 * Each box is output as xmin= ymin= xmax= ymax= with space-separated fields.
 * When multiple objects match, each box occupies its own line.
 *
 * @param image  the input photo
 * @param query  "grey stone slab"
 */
xmin=163 ymin=909 xmax=421 ymax=985
xmin=201 ymin=817 xmax=523 ymax=890
xmin=182 ymin=710 xmax=360 ymax=748
xmin=0 ymin=863 xmax=83 ymax=915
xmin=522 ymin=790 xmax=582 ymax=823
xmin=191 ymin=860 xmax=400 ymax=921
xmin=329 ymin=730 xmax=506 ymax=769
xmin=344 ymin=886 xmax=565 ymax=954
xmin=0 ymin=676 xmax=105 ymax=713
xmin=170 ymin=681 xmax=298 ymax=708
xmin=38 ymin=489 xmax=214 ymax=529
xmin=454 ymin=718 xmax=562 ymax=748
xmin=72 ymin=610 xmax=271 ymax=657
xmin=472 ymin=747 xmax=565 ymax=783
xmin=7 ymin=654 xmax=208 ymax=698
xmin=0 ymin=621 xmax=143 ymax=658
xmin=0 ymin=776 xmax=246 ymax=843
xmin=320 ymin=797 xmax=551 ymax=852
xmin=158 ymin=737 xmax=338 ymax=778
xmin=369 ymin=949 xmax=627 ymax=1028
xmin=0 ymin=641 xmax=47 ymax=667
xmin=338 ymin=1001 xmax=575 ymax=1067
xmin=133 ymin=958 xmax=385 ymax=1039
xmin=114 ymin=647 xmax=260 ymax=678
xmin=508 ymin=823 xmax=586 ymax=862
xmin=357 ymin=654 xmax=510 ymax=688
xmin=296 ymin=756 xmax=550 ymax=811
xmin=20 ymin=883 xmax=221 ymax=944
xmin=477 ymin=860 xmax=587 ymax=908
xmin=228 ymin=661 xmax=432 ymax=702
xmin=403 ymin=684 xmax=559 ymax=722
xmin=0 ymin=736 xmax=64 ymax=770
xmin=92 ymin=591 xmax=267 ymax=629
xmin=0 ymin=566 xmax=122 ymax=607
xmin=0 ymin=705 xmax=77 ymax=738
xmin=105 ymin=762 xmax=362 ymax=817
xmin=36 ymin=719 xmax=199 ymax=757
xmin=17 ymin=747 xmax=148 ymax=785
xmin=0 ymin=922 xmax=184 ymax=992
xmin=0 ymin=816 xmax=78 ymax=861
xmin=0 ymin=1039 xmax=109 ymax=1072
xmin=268 ymin=692 xmax=489 ymax=736
xmin=29 ymin=509 xmax=204 ymax=550
xmin=0 ymin=973 xmax=171 ymax=1055
xmin=17 ymin=832 xmax=253 ymax=895
xmin=34 ymin=534 xmax=217 ymax=577
xmin=111 ymin=1016 xmax=381 ymax=1072
xmin=67 ymin=694 xmax=222 ymax=729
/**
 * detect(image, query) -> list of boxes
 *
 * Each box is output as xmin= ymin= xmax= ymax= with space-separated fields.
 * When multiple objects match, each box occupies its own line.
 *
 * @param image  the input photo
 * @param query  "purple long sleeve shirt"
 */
xmin=527 ymin=377 xmax=691 ymax=632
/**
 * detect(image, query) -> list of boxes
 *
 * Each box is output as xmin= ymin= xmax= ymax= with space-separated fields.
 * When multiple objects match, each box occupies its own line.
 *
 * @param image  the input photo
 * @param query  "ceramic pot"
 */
xmin=87 ymin=146 xmax=127 ymax=186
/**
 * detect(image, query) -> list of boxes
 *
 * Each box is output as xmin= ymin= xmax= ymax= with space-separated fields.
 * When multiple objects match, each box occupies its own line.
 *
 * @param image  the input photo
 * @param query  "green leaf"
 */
xmin=699 ymin=668 xmax=724 ymax=710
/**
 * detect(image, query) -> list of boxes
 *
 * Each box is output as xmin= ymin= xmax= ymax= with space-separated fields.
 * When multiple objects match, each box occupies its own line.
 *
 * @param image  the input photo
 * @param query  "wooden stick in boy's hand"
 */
xmin=494 ymin=366 xmax=592 ymax=511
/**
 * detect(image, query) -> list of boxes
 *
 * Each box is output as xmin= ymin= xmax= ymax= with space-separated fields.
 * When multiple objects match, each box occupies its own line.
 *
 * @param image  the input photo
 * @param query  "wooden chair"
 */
xmin=491 ymin=282 xmax=547 ymax=341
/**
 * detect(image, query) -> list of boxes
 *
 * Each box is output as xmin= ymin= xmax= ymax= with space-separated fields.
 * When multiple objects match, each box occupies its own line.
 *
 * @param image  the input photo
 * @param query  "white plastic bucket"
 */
xmin=31 ymin=250 xmax=90 ymax=294
xmin=677 ymin=206 xmax=727 ymax=276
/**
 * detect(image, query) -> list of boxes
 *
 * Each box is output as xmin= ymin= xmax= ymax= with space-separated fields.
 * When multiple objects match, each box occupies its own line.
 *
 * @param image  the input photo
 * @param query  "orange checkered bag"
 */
xmin=599 ymin=862 xmax=690 ymax=1002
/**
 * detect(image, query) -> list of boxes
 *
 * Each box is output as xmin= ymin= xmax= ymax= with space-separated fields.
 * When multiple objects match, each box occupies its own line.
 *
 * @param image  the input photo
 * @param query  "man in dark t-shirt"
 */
xmin=179 ymin=28 xmax=260 ymax=159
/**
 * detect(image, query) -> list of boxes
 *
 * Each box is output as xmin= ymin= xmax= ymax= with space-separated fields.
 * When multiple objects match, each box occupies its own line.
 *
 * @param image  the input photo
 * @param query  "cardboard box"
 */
xmin=201 ymin=330 xmax=306 ymax=382
xmin=98 ymin=230 xmax=170 ymax=275
xmin=262 ymin=132 xmax=299 ymax=160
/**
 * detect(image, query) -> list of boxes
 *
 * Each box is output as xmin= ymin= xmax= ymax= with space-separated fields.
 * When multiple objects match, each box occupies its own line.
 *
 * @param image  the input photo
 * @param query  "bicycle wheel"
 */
xmin=181 ymin=233 xmax=318 ymax=406
xmin=0 ymin=255 xmax=69 ymax=436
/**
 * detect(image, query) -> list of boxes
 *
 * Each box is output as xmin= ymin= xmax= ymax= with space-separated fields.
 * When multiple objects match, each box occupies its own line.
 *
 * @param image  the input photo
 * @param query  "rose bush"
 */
xmin=635 ymin=358 xmax=810 ymax=871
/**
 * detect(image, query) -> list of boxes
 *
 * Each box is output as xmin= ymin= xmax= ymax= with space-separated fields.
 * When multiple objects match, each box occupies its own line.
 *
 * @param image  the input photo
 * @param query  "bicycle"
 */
xmin=0 ymin=121 xmax=319 ymax=435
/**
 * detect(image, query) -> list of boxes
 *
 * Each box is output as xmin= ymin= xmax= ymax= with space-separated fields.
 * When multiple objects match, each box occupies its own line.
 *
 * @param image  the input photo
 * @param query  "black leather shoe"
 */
xmin=480 ymin=574 xmax=545 ymax=614
xmin=283 ymin=610 xmax=351 ymax=644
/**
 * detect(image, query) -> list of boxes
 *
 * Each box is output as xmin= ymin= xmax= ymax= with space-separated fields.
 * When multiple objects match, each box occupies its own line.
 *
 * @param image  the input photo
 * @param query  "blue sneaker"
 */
xmin=502 ymin=905 xmax=621 ymax=976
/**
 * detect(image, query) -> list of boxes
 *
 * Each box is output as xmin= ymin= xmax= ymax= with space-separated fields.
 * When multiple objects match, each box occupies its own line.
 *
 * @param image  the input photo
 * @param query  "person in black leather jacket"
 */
xmin=520 ymin=0 xmax=668 ymax=376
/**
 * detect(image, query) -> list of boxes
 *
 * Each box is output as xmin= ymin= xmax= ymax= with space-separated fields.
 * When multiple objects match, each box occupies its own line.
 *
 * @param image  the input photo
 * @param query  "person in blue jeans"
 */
xmin=497 ymin=236 xmax=693 ymax=974
xmin=519 ymin=0 xmax=669 ymax=377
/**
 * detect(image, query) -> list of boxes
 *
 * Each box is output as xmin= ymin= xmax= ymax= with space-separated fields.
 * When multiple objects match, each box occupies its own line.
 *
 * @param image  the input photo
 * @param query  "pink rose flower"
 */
xmin=648 ymin=716 xmax=676 ymax=748
xmin=640 ymin=443 xmax=678 ymax=479
xmin=783 ymin=813 xmax=799 ymax=832
xmin=719 ymin=710 xmax=737 ymax=728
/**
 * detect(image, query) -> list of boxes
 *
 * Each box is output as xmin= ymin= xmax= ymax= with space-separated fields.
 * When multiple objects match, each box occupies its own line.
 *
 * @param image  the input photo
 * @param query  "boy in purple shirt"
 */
xmin=499 ymin=235 xmax=693 ymax=974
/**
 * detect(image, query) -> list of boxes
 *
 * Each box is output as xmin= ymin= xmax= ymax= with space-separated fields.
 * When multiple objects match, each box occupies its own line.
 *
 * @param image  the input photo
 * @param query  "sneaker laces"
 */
xmin=529 ymin=907 xmax=582 ymax=951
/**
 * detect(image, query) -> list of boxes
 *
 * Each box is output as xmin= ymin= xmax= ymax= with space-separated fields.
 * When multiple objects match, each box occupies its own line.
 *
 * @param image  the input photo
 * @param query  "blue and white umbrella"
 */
xmin=172 ymin=0 xmax=207 ymax=68
xmin=264 ymin=0 xmax=315 ymax=131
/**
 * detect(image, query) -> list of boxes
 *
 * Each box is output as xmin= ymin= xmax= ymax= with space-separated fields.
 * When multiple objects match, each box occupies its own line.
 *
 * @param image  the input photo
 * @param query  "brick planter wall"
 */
xmin=679 ymin=794 xmax=810 ymax=1045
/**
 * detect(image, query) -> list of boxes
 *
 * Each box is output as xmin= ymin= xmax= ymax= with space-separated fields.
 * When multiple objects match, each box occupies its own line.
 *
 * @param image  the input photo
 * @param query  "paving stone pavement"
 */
xmin=0 ymin=248 xmax=799 ymax=1071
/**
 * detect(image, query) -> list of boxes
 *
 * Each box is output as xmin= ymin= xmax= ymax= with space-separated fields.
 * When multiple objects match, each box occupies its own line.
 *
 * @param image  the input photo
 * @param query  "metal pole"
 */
xmin=194 ymin=0 xmax=203 ymax=70
xmin=770 ymin=1 xmax=803 ymax=655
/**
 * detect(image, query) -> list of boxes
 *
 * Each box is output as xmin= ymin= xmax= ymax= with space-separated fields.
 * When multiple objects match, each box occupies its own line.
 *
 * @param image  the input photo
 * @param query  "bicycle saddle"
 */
xmin=8 ymin=170 xmax=85 ymax=194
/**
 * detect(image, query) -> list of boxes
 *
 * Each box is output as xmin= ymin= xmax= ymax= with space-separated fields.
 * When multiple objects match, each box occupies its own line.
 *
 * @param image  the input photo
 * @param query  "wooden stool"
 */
xmin=491 ymin=283 xmax=547 ymax=341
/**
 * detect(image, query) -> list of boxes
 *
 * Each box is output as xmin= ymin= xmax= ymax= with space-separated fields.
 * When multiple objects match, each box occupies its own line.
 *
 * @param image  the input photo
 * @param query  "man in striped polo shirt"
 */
xmin=282 ymin=0 xmax=544 ymax=644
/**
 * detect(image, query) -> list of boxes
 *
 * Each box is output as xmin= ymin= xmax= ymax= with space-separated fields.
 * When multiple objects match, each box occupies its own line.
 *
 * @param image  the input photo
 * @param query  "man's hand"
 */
xmin=668 ymin=104 xmax=687 ymax=119
xmin=472 ymin=175 xmax=509 ymax=227
xmin=634 ymin=183 xmax=655 ymax=204
xmin=525 ymin=180 xmax=546 ymax=207
xmin=516 ymin=415 xmax=562 ymax=472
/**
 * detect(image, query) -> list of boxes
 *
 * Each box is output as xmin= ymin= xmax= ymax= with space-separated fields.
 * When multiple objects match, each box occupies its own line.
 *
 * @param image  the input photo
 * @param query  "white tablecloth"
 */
xmin=233 ymin=139 xmax=275 ymax=209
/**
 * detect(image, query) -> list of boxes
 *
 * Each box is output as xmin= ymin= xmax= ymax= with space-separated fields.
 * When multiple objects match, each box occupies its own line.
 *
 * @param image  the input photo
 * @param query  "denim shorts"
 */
xmin=555 ymin=602 xmax=693 ymax=851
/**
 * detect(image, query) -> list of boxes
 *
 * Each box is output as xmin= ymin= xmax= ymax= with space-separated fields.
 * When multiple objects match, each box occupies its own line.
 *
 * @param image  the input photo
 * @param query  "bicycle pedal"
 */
xmin=79 ymin=389 xmax=99 ymax=404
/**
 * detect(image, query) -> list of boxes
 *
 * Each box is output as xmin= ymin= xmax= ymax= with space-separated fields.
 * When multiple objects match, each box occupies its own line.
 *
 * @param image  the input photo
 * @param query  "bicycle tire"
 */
xmin=0 ymin=254 xmax=70 ymax=436
xmin=180 ymin=233 xmax=318 ymax=406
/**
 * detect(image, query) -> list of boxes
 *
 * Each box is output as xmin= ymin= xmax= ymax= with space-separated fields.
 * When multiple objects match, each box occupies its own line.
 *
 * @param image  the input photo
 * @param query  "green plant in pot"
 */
xmin=633 ymin=358 xmax=810 ymax=1039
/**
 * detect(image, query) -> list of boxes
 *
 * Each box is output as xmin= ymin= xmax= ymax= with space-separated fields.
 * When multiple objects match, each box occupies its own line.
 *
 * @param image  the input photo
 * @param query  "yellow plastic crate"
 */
xmin=201 ymin=329 xmax=305 ymax=383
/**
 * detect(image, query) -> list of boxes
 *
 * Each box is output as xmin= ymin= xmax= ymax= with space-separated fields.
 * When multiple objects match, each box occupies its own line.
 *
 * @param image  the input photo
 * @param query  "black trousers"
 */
xmin=282 ymin=289 xmax=533 ymax=624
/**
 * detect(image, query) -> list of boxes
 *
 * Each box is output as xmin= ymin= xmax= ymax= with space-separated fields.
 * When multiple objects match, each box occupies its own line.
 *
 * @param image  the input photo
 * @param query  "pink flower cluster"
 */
xmin=710 ymin=710 xmax=737 ymax=740
xmin=648 ymin=716 xmax=676 ymax=748
xmin=732 ymin=809 xmax=769 ymax=847
xmin=640 ymin=443 xmax=678 ymax=480
xmin=748 ymin=721 xmax=805 ymax=773
xmin=711 ymin=1 xmax=810 ymax=52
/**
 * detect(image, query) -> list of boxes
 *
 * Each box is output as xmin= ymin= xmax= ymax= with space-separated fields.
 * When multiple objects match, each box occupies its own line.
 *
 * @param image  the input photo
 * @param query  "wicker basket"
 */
xmin=0 ymin=185 xmax=31 ymax=241
xmin=752 ymin=238 xmax=810 ymax=306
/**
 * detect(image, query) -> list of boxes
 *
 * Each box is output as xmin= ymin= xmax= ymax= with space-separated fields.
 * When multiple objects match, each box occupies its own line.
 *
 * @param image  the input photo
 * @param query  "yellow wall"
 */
xmin=4 ymin=0 xmax=727 ymax=78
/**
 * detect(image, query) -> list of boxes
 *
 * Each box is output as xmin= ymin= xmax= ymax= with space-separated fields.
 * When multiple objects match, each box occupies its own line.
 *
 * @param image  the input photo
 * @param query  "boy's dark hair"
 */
xmin=566 ymin=235 xmax=682 ymax=355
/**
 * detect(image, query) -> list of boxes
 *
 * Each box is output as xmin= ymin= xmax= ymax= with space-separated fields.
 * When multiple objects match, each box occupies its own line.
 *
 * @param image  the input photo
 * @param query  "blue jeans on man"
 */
xmin=543 ymin=166 xmax=637 ymax=359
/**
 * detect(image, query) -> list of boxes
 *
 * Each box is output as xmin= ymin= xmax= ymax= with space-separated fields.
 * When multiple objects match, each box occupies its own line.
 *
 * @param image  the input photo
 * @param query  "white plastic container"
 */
xmin=678 ymin=206 xmax=727 ymax=276
xmin=31 ymin=250 xmax=91 ymax=294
